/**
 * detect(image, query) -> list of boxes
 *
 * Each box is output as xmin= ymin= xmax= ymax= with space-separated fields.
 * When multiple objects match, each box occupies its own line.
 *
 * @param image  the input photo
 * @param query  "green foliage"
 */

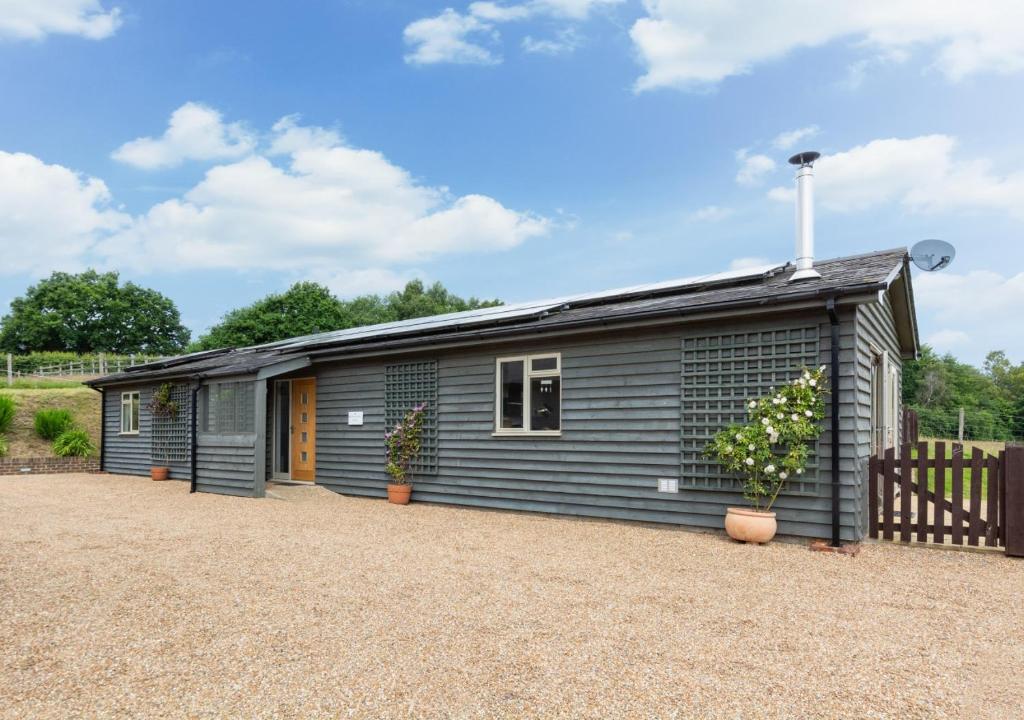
xmin=34 ymin=408 xmax=74 ymax=440
xmin=903 ymin=346 xmax=1022 ymax=441
xmin=0 ymin=395 xmax=14 ymax=434
xmin=705 ymin=367 xmax=828 ymax=512
xmin=147 ymin=383 xmax=180 ymax=419
xmin=0 ymin=270 xmax=190 ymax=354
xmin=384 ymin=403 xmax=427 ymax=485
xmin=52 ymin=428 xmax=95 ymax=458
xmin=192 ymin=280 xmax=501 ymax=350
xmin=0 ymin=434 xmax=7 ymax=457
xmin=4 ymin=379 xmax=84 ymax=389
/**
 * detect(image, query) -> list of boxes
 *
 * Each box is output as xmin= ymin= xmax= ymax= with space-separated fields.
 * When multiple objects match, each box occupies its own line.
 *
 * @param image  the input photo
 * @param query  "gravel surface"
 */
xmin=2 ymin=473 xmax=1022 ymax=719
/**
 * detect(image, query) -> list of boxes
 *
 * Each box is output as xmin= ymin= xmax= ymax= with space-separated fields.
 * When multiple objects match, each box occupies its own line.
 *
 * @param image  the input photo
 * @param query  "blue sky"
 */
xmin=2 ymin=1 xmax=1023 ymax=364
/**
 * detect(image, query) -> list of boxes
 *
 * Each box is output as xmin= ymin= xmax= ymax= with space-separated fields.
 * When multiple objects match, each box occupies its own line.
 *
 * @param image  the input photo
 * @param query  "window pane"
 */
xmin=530 ymin=376 xmax=560 ymax=431
xmin=531 ymin=356 xmax=558 ymax=372
xmin=131 ymin=394 xmax=139 ymax=432
xmin=500 ymin=360 xmax=524 ymax=429
xmin=121 ymin=400 xmax=130 ymax=432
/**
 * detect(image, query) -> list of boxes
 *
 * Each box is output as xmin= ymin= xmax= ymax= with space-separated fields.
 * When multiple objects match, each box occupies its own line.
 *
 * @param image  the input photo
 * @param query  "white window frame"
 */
xmin=120 ymin=391 xmax=140 ymax=435
xmin=493 ymin=352 xmax=562 ymax=437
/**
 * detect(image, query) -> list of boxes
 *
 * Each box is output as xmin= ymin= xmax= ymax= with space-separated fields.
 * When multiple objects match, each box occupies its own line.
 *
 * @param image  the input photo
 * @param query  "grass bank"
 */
xmin=0 ymin=386 xmax=101 ymax=457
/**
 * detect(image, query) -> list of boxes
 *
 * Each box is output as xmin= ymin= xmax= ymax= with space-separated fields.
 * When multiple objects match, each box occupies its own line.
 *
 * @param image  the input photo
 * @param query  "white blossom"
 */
xmin=819 ymin=365 xmax=826 ymax=372
xmin=779 ymin=471 xmax=788 ymax=480
xmin=779 ymin=397 xmax=786 ymax=404
xmin=809 ymin=379 xmax=817 ymax=387
xmin=724 ymin=445 xmax=733 ymax=453
xmin=805 ymin=410 xmax=813 ymax=417
xmin=796 ymin=468 xmax=803 ymax=475
xmin=765 ymin=464 xmax=775 ymax=474
xmin=745 ymin=457 xmax=754 ymax=466
xmin=765 ymin=426 xmax=775 ymax=436
xmin=748 ymin=401 xmax=757 ymax=409
xmin=747 ymin=443 xmax=755 ymax=451
xmin=761 ymin=418 xmax=769 ymax=425
xmin=735 ymin=433 xmax=743 ymax=441
xmin=772 ymin=397 xmax=780 ymax=405
xmin=791 ymin=413 xmax=799 ymax=421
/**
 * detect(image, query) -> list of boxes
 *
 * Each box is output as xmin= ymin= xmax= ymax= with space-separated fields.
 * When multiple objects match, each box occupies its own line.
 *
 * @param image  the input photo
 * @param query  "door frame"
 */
xmin=271 ymin=379 xmax=292 ymax=481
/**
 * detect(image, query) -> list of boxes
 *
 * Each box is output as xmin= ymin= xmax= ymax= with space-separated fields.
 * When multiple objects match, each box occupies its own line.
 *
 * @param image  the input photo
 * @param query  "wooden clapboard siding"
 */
xmin=195 ymin=432 xmax=257 ymax=496
xmin=312 ymin=316 xmax=868 ymax=541
xmin=853 ymin=294 xmax=903 ymax=539
xmin=315 ymin=362 xmax=388 ymax=493
xmin=101 ymin=384 xmax=192 ymax=480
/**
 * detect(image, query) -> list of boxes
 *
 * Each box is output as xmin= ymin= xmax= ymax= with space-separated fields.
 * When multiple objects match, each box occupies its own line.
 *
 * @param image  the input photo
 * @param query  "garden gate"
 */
xmin=869 ymin=442 xmax=1024 ymax=556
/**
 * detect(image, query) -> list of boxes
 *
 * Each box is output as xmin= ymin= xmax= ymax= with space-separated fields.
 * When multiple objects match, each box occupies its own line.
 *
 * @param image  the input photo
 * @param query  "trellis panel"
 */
xmin=385 ymin=360 xmax=438 ymax=476
xmin=152 ymin=383 xmax=190 ymax=464
xmin=680 ymin=326 xmax=821 ymax=495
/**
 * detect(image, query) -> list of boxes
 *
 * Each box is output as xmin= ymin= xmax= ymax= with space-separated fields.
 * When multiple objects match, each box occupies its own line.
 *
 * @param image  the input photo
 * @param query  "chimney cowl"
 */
xmin=788 ymin=150 xmax=821 ymax=281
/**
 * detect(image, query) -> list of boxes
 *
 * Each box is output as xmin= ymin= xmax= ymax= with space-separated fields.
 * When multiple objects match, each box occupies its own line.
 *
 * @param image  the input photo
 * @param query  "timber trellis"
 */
xmin=870 ymin=442 xmax=1024 ymax=556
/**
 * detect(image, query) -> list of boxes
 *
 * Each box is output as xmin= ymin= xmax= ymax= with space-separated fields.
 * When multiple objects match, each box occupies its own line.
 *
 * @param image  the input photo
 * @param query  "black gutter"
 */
xmin=189 ymin=384 xmax=199 ymax=493
xmin=826 ymin=297 xmax=842 ymax=547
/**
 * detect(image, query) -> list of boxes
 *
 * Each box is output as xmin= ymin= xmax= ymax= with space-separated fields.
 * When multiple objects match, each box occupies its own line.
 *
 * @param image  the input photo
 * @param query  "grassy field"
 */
xmin=0 ymin=386 xmax=101 ymax=457
xmin=4 ymin=378 xmax=92 ymax=389
xmin=909 ymin=438 xmax=1005 ymax=500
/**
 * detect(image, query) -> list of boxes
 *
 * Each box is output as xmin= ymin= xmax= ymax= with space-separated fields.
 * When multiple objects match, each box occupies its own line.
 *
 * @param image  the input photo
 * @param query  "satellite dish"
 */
xmin=910 ymin=239 xmax=955 ymax=272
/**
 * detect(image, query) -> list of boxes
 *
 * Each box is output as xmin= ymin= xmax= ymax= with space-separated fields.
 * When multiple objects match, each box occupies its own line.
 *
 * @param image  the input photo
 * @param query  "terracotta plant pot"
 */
xmin=150 ymin=466 xmax=170 ymax=481
xmin=724 ymin=507 xmax=777 ymax=544
xmin=387 ymin=483 xmax=412 ymax=505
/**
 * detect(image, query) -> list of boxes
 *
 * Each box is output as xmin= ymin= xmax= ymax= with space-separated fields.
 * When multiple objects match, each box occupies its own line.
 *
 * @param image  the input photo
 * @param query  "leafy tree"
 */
xmin=903 ymin=345 xmax=1020 ymax=440
xmin=193 ymin=279 xmax=501 ymax=350
xmin=192 ymin=282 xmax=351 ymax=350
xmin=0 ymin=270 xmax=189 ymax=354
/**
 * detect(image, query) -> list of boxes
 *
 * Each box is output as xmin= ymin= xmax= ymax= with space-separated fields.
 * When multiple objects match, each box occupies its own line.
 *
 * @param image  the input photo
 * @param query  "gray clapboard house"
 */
xmin=87 ymin=247 xmax=918 ymax=543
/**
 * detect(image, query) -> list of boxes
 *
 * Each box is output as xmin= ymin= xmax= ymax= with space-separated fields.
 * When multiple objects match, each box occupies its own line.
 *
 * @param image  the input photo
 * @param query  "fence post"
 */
xmin=1005 ymin=446 xmax=1024 ymax=558
xmin=6 ymin=353 xmax=11 ymax=387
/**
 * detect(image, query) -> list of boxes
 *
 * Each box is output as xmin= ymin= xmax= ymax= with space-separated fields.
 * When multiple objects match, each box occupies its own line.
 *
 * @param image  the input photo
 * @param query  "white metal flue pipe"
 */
xmin=790 ymin=153 xmax=821 ymax=281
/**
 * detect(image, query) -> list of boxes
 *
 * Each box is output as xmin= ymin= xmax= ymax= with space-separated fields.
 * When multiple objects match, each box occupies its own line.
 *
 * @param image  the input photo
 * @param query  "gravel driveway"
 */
xmin=2 ymin=473 xmax=1022 ymax=719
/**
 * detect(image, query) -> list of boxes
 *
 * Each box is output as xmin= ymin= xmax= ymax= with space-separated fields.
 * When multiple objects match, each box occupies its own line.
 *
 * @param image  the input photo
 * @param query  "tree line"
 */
xmin=903 ymin=347 xmax=1024 ymax=441
xmin=0 ymin=270 xmax=500 ymax=355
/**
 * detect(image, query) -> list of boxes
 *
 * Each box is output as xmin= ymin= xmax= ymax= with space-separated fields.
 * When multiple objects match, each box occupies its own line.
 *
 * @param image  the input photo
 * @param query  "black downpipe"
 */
xmin=98 ymin=387 xmax=106 ymax=472
xmin=189 ymin=385 xmax=199 ymax=493
xmin=826 ymin=297 xmax=842 ymax=547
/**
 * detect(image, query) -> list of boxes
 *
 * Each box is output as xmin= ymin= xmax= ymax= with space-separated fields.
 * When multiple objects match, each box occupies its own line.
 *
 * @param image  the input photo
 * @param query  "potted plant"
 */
xmin=384 ymin=403 xmax=426 ymax=505
xmin=147 ymin=382 xmax=179 ymax=481
xmin=705 ymin=366 xmax=828 ymax=544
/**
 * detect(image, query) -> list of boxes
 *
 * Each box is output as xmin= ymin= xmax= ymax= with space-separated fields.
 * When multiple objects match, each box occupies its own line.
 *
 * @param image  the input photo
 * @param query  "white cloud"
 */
xmin=729 ymin=256 xmax=769 ymax=271
xmin=915 ymin=270 xmax=1024 ymax=361
xmin=772 ymin=125 xmax=820 ymax=151
xmin=767 ymin=135 xmax=1024 ymax=217
xmin=403 ymin=8 xmax=498 ymax=66
xmin=3 ymin=108 xmax=549 ymax=287
xmin=403 ymin=0 xmax=621 ymax=65
xmin=688 ymin=204 xmax=732 ymax=222
xmin=111 ymin=102 xmax=256 ymax=170
xmin=0 ymin=150 xmax=129 ymax=275
xmin=0 ymin=0 xmax=121 ymax=40
xmin=311 ymin=267 xmax=414 ymax=298
xmin=99 ymin=108 xmax=550 ymax=278
xmin=630 ymin=1 xmax=1024 ymax=91
xmin=735 ymin=150 xmax=776 ymax=186
xmin=522 ymin=28 xmax=581 ymax=55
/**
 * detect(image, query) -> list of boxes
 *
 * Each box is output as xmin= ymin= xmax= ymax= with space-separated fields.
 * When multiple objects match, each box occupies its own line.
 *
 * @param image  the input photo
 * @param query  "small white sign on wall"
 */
xmin=347 ymin=411 xmax=364 ymax=426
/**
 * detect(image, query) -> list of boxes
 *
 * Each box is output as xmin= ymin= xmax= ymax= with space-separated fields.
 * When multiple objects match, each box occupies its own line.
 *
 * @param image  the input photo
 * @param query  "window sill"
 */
xmin=119 ymin=431 xmax=140 ymax=436
xmin=491 ymin=430 xmax=562 ymax=438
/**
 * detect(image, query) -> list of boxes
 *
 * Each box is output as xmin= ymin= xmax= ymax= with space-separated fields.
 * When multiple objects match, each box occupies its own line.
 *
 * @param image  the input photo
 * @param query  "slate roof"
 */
xmin=88 ymin=247 xmax=910 ymax=387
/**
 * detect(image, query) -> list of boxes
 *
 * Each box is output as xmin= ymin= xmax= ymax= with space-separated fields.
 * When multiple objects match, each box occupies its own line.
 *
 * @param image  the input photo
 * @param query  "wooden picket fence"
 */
xmin=869 ymin=441 xmax=1006 ymax=548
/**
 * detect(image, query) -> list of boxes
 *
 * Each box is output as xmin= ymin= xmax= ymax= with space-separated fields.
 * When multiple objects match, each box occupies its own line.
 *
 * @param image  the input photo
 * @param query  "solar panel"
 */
xmin=269 ymin=261 xmax=784 ymax=352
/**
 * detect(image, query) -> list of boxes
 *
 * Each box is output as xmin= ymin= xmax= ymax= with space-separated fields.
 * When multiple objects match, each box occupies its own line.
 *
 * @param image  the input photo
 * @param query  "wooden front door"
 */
xmin=290 ymin=378 xmax=316 ymax=482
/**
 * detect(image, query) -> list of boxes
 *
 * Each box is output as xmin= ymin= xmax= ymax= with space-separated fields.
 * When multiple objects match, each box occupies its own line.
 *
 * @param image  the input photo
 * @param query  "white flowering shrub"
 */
xmin=704 ymin=366 xmax=828 ymax=511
